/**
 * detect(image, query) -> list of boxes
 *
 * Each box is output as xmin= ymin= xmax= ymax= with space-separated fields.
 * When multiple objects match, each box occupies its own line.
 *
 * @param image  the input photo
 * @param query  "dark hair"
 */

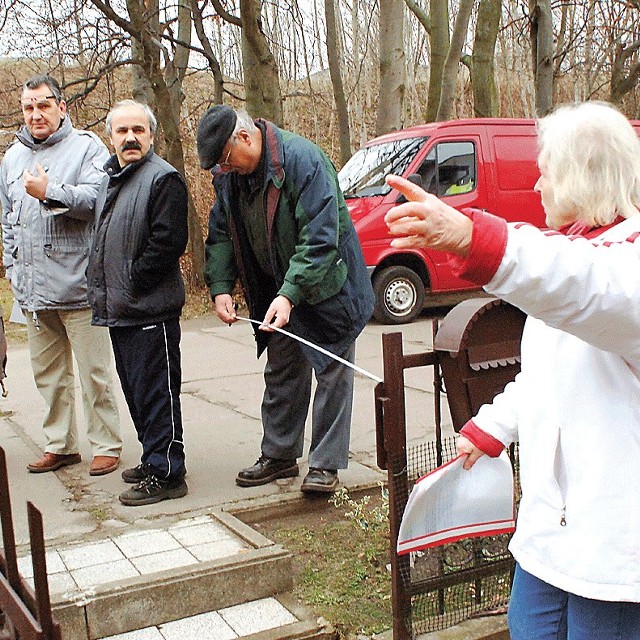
xmin=23 ymin=74 xmax=62 ymax=102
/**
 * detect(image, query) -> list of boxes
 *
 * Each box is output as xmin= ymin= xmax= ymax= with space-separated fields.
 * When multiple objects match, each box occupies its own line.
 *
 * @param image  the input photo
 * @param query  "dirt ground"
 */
xmin=247 ymin=487 xmax=392 ymax=638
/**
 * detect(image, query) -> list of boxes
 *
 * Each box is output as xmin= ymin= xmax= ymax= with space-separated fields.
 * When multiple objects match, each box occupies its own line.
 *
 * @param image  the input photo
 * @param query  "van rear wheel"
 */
xmin=372 ymin=266 xmax=425 ymax=324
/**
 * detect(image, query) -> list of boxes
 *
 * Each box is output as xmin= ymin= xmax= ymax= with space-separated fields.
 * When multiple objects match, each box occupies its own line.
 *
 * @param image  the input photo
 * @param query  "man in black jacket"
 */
xmin=88 ymin=100 xmax=188 ymax=506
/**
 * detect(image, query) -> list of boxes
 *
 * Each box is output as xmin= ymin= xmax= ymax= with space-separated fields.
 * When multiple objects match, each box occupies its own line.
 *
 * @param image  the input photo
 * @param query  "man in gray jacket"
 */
xmin=0 ymin=74 xmax=121 ymax=476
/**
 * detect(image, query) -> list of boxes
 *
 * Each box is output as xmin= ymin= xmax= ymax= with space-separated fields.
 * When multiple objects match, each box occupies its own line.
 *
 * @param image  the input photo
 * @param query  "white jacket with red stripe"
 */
xmin=455 ymin=211 xmax=640 ymax=603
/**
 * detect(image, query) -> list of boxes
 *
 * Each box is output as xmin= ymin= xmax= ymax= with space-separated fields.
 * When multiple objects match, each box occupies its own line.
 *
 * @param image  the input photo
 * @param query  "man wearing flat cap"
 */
xmin=198 ymin=106 xmax=374 ymax=493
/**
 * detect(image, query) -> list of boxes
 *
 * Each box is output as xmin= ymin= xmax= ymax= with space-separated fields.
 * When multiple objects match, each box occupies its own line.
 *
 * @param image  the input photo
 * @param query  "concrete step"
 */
xmin=17 ymin=508 xmax=329 ymax=640
xmin=95 ymin=593 xmax=336 ymax=640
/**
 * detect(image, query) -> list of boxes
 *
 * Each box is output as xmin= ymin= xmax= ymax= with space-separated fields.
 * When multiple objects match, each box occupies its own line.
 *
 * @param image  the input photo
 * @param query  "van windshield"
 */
xmin=339 ymin=136 xmax=427 ymax=197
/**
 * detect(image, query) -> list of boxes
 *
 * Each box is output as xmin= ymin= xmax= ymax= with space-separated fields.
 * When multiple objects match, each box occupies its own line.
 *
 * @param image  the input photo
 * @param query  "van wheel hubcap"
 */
xmin=386 ymin=280 xmax=416 ymax=315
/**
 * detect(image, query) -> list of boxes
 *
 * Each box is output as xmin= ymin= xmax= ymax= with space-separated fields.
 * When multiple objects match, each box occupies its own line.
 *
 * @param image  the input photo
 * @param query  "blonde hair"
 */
xmin=536 ymin=101 xmax=640 ymax=226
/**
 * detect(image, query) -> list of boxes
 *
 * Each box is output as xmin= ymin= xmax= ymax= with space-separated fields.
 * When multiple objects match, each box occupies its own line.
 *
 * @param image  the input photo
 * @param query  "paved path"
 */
xmin=1 ymin=312 xmax=455 ymax=547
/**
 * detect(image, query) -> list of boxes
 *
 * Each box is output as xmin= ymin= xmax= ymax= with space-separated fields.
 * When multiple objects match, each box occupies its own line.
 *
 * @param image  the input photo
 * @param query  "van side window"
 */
xmin=417 ymin=142 xmax=476 ymax=197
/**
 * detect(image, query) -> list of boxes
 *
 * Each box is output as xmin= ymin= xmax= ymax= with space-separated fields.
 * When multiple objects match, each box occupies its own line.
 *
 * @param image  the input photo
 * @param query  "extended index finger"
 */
xmin=385 ymin=174 xmax=429 ymax=203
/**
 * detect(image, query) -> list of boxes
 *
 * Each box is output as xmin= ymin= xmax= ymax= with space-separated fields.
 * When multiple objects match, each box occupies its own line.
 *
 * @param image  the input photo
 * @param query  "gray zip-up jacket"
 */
xmin=0 ymin=116 xmax=109 ymax=312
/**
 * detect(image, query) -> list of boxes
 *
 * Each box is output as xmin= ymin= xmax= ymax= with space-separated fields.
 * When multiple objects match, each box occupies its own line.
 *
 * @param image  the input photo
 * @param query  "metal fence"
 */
xmin=375 ymin=299 xmax=525 ymax=639
xmin=0 ymin=446 xmax=62 ymax=639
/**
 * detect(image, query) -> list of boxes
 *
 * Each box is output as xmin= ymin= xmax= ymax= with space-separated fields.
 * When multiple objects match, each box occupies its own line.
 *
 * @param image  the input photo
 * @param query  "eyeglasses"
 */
xmin=21 ymin=96 xmax=59 ymax=112
xmin=219 ymin=146 xmax=233 ymax=168
xmin=216 ymin=135 xmax=237 ymax=170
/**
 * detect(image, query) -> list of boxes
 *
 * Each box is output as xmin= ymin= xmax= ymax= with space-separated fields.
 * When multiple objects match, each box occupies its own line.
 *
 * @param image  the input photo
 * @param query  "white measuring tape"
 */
xmin=235 ymin=315 xmax=383 ymax=383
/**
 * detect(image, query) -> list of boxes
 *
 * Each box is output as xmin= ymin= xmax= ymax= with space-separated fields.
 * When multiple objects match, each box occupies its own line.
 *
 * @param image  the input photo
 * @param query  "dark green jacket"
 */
xmin=205 ymin=120 xmax=374 ymax=370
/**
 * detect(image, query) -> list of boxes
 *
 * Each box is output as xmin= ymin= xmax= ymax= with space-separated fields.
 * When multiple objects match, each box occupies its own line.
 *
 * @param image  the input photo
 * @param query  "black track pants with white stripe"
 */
xmin=109 ymin=318 xmax=185 ymax=479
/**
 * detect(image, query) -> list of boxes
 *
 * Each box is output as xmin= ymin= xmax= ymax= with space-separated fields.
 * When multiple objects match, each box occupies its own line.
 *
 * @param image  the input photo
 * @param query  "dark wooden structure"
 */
xmin=0 ymin=447 xmax=62 ymax=639
xmin=375 ymin=298 xmax=526 ymax=639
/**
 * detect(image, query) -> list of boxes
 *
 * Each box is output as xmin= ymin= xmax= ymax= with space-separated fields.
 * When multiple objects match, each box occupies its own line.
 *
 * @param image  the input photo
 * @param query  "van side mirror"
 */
xmin=395 ymin=174 xmax=423 ymax=203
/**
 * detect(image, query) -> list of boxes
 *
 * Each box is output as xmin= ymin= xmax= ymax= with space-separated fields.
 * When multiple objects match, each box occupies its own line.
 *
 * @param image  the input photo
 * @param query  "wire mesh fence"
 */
xmin=388 ymin=436 xmax=519 ymax=635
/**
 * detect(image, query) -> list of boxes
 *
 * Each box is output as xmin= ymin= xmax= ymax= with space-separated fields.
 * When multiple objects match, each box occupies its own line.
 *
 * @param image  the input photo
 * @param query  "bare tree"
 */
xmin=583 ymin=0 xmax=597 ymax=98
xmin=191 ymin=0 xmax=224 ymax=104
xmin=238 ymin=0 xmax=283 ymax=123
xmin=529 ymin=0 xmax=554 ymax=115
xmin=377 ymin=0 xmax=405 ymax=133
xmin=473 ymin=0 xmax=502 ymax=116
xmin=435 ymin=0 xmax=474 ymax=121
xmin=611 ymin=38 xmax=640 ymax=105
xmin=325 ymin=0 xmax=351 ymax=163
xmin=88 ymin=0 xmax=206 ymax=286
xmin=405 ymin=0 xmax=448 ymax=122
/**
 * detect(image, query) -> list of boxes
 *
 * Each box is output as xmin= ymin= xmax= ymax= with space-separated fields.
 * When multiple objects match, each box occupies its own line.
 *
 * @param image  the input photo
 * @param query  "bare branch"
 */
xmin=404 ymin=0 xmax=430 ymax=33
xmin=210 ymin=0 xmax=240 ymax=26
xmin=87 ymin=0 xmax=139 ymax=38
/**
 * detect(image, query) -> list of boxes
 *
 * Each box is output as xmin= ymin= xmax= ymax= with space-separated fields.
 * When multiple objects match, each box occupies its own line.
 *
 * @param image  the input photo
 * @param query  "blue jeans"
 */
xmin=508 ymin=564 xmax=640 ymax=640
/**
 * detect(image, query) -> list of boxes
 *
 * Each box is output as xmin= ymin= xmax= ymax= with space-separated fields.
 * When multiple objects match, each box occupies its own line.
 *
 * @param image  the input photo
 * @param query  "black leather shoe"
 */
xmin=301 ymin=468 xmax=339 ymax=493
xmin=236 ymin=456 xmax=299 ymax=487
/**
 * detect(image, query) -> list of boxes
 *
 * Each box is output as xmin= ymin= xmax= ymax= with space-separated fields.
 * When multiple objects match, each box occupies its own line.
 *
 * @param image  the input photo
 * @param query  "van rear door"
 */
xmin=483 ymin=124 xmax=545 ymax=226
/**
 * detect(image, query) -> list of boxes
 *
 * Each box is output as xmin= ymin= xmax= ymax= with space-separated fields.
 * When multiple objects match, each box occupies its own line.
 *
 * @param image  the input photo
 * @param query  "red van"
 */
xmin=339 ymin=118 xmax=546 ymax=323
xmin=340 ymin=117 xmax=640 ymax=323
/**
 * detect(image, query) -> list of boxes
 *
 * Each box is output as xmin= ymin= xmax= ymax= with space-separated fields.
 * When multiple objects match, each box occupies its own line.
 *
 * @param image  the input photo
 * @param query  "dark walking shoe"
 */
xmin=236 ymin=455 xmax=299 ymax=487
xmin=119 ymin=475 xmax=188 ymax=506
xmin=121 ymin=463 xmax=150 ymax=484
xmin=122 ymin=463 xmax=187 ymax=484
xmin=27 ymin=452 xmax=82 ymax=473
xmin=301 ymin=468 xmax=339 ymax=494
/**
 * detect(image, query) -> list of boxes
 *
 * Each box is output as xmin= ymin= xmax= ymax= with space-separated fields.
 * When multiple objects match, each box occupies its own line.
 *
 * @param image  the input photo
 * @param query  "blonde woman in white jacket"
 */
xmin=385 ymin=101 xmax=640 ymax=640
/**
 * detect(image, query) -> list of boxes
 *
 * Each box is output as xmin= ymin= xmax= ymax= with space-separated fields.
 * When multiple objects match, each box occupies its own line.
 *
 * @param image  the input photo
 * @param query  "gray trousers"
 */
xmin=261 ymin=331 xmax=355 ymax=470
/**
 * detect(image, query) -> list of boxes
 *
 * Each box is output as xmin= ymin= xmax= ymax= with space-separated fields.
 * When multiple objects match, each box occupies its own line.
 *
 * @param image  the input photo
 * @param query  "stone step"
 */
xmin=96 ymin=594 xmax=336 ymax=640
xmin=17 ymin=508 xmax=319 ymax=640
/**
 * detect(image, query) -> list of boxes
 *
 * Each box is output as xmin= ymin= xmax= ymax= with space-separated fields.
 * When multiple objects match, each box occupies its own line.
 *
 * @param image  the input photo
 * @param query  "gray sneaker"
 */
xmin=119 ymin=475 xmax=188 ymax=506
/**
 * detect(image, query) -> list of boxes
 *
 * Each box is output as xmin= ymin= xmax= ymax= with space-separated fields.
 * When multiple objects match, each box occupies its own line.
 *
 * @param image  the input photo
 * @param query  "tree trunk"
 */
xmin=529 ymin=0 xmax=554 ymax=115
xmin=240 ymin=0 xmax=283 ymax=125
xmin=351 ymin=0 xmax=366 ymax=147
xmin=128 ymin=0 xmax=157 ymax=107
xmin=119 ymin=0 xmax=206 ymax=288
xmin=325 ymin=0 xmax=351 ymax=164
xmin=426 ymin=0 xmax=449 ymax=122
xmin=435 ymin=0 xmax=474 ymax=121
xmin=376 ymin=0 xmax=406 ymax=134
xmin=584 ymin=0 xmax=596 ymax=98
xmin=472 ymin=0 xmax=502 ymax=117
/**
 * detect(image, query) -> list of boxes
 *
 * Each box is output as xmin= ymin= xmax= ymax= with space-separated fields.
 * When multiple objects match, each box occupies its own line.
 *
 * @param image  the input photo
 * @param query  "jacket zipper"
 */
xmin=560 ymin=505 xmax=566 ymax=527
